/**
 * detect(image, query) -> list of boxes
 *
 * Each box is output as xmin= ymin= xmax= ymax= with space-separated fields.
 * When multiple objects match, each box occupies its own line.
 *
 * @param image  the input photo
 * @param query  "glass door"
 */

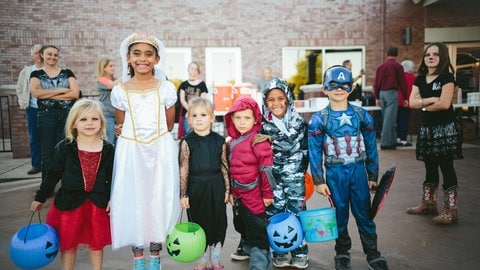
xmin=450 ymin=42 xmax=480 ymax=96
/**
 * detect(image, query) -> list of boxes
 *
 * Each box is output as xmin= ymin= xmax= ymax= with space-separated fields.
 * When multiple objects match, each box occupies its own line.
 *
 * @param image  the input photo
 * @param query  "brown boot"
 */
xmin=433 ymin=186 xmax=458 ymax=224
xmin=406 ymin=182 xmax=438 ymax=215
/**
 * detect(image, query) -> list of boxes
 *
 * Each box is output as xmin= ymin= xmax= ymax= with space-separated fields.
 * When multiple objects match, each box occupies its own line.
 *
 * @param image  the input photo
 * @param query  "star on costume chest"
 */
xmin=337 ymin=113 xmax=353 ymax=127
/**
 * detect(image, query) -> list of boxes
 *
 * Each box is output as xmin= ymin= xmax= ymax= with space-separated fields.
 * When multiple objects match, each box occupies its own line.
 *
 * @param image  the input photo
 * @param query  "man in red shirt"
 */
xmin=374 ymin=47 xmax=408 ymax=150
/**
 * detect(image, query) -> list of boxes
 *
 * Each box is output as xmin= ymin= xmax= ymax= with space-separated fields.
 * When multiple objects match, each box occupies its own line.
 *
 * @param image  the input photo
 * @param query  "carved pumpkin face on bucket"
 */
xmin=10 ymin=223 xmax=59 ymax=269
xmin=267 ymin=212 xmax=303 ymax=252
xmin=166 ymin=237 xmax=181 ymax=257
xmin=166 ymin=222 xmax=206 ymax=263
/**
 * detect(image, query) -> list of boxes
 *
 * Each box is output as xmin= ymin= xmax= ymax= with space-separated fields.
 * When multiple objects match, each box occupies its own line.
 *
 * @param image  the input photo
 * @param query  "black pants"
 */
xmin=424 ymin=157 xmax=458 ymax=189
xmin=233 ymin=199 xmax=269 ymax=251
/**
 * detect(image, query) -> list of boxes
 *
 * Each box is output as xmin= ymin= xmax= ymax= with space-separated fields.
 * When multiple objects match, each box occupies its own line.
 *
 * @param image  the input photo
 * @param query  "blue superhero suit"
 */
xmin=308 ymin=104 xmax=384 ymax=263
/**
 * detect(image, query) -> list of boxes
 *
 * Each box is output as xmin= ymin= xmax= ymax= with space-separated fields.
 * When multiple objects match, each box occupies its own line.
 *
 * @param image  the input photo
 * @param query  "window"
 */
xmin=282 ymin=46 xmax=365 ymax=86
xmin=450 ymin=42 xmax=480 ymax=94
xmin=205 ymin=47 xmax=242 ymax=88
xmin=165 ymin=47 xmax=192 ymax=81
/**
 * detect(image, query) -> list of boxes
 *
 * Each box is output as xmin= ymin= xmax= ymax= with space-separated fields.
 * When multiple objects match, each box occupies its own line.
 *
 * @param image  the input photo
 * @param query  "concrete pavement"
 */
xmin=1 ymin=139 xmax=480 ymax=269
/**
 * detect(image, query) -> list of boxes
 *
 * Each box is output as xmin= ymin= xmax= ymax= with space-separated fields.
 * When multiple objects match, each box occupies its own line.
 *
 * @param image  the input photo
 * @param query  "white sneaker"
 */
xmin=291 ymin=256 xmax=309 ymax=269
xmin=272 ymin=254 xmax=290 ymax=268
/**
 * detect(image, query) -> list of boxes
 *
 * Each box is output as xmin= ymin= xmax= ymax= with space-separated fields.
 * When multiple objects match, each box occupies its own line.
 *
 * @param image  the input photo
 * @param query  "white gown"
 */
xmin=110 ymin=81 xmax=180 ymax=249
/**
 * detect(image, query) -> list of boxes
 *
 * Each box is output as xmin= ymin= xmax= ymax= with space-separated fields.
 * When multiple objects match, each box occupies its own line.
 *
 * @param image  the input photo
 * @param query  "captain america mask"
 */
xmin=323 ymin=66 xmax=353 ymax=92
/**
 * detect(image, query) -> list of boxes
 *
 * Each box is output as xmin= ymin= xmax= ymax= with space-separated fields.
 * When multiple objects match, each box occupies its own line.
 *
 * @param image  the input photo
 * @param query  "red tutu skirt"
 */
xmin=46 ymin=199 xmax=111 ymax=251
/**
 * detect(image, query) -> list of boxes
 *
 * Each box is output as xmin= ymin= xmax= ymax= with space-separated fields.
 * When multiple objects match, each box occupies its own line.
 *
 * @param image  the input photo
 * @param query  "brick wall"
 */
xmin=8 ymin=95 xmax=30 ymax=159
xmin=1 ymin=0 xmax=478 ymax=94
xmin=1 ymin=0 xmax=479 ymax=157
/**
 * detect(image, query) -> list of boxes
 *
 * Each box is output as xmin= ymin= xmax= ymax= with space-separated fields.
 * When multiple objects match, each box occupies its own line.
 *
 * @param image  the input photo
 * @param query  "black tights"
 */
xmin=424 ymin=157 xmax=457 ymax=190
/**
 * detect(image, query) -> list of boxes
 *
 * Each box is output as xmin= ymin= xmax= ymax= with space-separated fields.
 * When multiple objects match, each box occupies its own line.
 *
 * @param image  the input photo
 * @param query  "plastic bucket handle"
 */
xmin=23 ymin=211 xmax=42 ymax=243
xmin=298 ymin=194 xmax=338 ymax=243
xmin=326 ymin=194 xmax=335 ymax=209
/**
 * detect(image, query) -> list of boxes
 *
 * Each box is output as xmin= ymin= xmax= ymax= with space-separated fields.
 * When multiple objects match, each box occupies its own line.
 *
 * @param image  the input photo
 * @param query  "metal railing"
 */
xmin=0 ymin=95 xmax=12 ymax=152
xmin=0 ymin=93 xmax=101 ymax=153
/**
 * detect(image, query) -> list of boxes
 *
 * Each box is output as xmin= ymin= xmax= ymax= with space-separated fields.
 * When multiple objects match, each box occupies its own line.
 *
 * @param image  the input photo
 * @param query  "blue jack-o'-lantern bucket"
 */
xmin=266 ymin=212 xmax=304 ymax=253
xmin=10 ymin=213 xmax=59 ymax=269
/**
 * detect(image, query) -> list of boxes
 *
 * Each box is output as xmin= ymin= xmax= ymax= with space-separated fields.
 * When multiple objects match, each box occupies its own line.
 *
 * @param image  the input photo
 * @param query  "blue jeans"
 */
xmin=182 ymin=115 xmax=192 ymax=135
xmin=246 ymin=246 xmax=272 ymax=270
xmin=105 ymin=114 xmax=117 ymax=145
xmin=379 ymin=90 xmax=398 ymax=147
xmin=26 ymin=107 xmax=41 ymax=168
xmin=38 ymin=108 xmax=69 ymax=182
xmin=396 ymin=106 xmax=411 ymax=141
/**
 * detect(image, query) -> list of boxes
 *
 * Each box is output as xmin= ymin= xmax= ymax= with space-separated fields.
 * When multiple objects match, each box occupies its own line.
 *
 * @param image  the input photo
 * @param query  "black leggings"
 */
xmin=424 ymin=157 xmax=458 ymax=190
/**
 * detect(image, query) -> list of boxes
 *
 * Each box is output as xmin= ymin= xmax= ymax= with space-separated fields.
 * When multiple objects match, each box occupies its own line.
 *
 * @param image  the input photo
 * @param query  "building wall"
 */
xmin=1 ymin=0 xmax=478 ymax=94
xmin=8 ymin=96 xmax=30 ymax=158
xmin=1 ymin=0 xmax=479 ymax=158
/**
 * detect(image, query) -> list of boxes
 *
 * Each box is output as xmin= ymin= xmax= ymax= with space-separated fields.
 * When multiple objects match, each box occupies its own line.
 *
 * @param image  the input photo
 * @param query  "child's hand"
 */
xmin=180 ymin=196 xmax=190 ymax=209
xmin=106 ymin=201 xmax=111 ymax=215
xmin=114 ymin=123 xmax=123 ymax=136
xmin=369 ymin=181 xmax=378 ymax=193
xmin=224 ymin=192 xmax=230 ymax=204
xmin=227 ymin=194 xmax=235 ymax=205
xmin=263 ymin=198 xmax=274 ymax=207
xmin=315 ymin=184 xmax=330 ymax=197
xmin=31 ymin=201 xmax=43 ymax=212
xmin=252 ymin=134 xmax=272 ymax=145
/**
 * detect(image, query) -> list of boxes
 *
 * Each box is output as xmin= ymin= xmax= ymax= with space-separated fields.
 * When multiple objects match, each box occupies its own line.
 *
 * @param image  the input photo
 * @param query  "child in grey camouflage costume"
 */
xmin=230 ymin=78 xmax=309 ymax=268
xmin=262 ymin=78 xmax=309 ymax=268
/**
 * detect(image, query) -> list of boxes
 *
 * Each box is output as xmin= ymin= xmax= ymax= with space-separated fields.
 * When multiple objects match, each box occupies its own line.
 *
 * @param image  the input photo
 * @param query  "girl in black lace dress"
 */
xmin=407 ymin=42 xmax=462 ymax=224
xmin=179 ymin=97 xmax=230 ymax=270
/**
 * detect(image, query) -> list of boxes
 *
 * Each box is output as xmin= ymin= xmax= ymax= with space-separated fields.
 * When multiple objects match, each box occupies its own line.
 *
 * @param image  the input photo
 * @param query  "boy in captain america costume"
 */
xmin=308 ymin=65 xmax=390 ymax=270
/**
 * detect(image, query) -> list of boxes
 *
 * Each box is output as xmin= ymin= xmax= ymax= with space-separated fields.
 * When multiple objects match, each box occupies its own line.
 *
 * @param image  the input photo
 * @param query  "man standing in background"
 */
xmin=374 ymin=47 xmax=407 ymax=150
xmin=343 ymin=59 xmax=365 ymax=102
xmin=16 ymin=44 xmax=43 ymax=174
xmin=257 ymin=66 xmax=274 ymax=92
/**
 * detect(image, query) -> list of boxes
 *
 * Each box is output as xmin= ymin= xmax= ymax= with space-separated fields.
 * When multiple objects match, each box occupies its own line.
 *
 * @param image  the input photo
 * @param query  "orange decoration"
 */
xmin=305 ymin=172 xmax=314 ymax=201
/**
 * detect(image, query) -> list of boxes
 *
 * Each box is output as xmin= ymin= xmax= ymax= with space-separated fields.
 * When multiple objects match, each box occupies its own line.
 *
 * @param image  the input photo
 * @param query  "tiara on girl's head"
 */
xmin=127 ymin=31 xmax=159 ymax=50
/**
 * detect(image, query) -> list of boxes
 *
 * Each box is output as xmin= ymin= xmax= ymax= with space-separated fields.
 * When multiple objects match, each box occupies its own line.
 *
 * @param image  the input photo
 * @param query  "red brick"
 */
xmin=0 ymin=0 xmax=479 ymax=152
